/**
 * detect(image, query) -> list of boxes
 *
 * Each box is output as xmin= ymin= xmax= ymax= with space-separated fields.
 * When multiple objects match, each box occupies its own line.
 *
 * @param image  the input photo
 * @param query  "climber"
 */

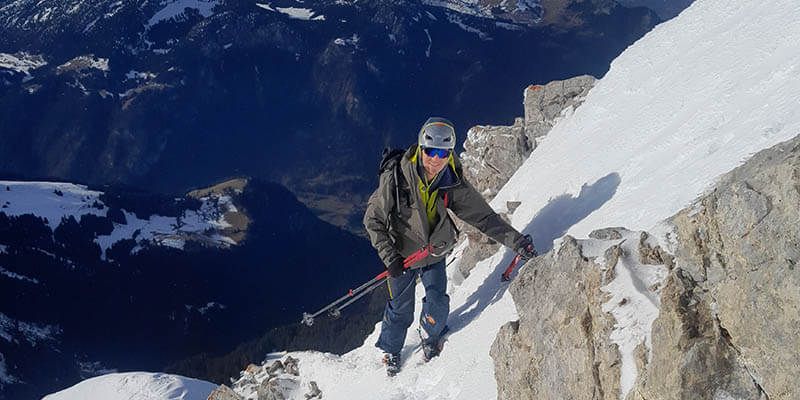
xmin=363 ymin=116 xmax=537 ymax=376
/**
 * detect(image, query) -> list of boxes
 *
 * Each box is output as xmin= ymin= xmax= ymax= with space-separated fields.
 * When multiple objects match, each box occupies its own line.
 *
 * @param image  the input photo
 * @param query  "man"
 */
xmin=363 ymin=117 xmax=536 ymax=376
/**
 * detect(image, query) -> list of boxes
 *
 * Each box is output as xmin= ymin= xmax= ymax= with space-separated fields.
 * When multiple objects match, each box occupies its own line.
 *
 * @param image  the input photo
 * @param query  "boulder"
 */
xmin=207 ymin=385 xmax=244 ymax=400
xmin=523 ymin=75 xmax=596 ymax=143
xmin=491 ymin=236 xmax=624 ymax=400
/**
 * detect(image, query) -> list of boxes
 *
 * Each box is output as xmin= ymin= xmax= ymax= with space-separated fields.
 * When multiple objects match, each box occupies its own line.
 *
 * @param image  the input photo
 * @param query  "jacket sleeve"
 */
xmin=363 ymin=170 xmax=403 ymax=267
xmin=449 ymin=179 xmax=524 ymax=249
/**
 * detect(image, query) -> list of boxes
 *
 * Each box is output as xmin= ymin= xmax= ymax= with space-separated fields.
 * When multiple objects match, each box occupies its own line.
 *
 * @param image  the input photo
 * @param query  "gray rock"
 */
xmin=628 ymin=269 xmax=765 ymax=400
xmin=207 ymin=385 xmax=244 ymax=400
xmin=523 ymin=75 xmax=596 ymax=143
xmin=304 ymin=381 xmax=322 ymax=399
xmin=491 ymin=236 xmax=621 ymax=400
xmin=256 ymin=377 xmax=300 ymax=400
xmin=588 ymin=227 xmax=626 ymax=240
xmin=460 ymin=118 xmax=531 ymax=201
xmin=659 ymin=135 xmax=800 ymax=399
xmin=283 ymin=356 xmax=300 ymax=376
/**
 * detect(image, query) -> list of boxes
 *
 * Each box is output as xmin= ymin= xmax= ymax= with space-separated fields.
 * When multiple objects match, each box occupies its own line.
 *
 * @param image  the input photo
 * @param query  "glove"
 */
xmin=514 ymin=234 xmax=538 ymax=261
xmin=386 ymin=258 xmax=405 ymax=278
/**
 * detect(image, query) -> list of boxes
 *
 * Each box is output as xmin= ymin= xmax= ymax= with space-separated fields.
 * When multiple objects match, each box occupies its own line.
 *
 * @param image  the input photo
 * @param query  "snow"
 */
xmin=44 ymin=0 xmax=800 ymax=398
xmin=424 ymin=29 xmax=432 ymax=58
xmin=0 ymin=313 xmax=61 ymax=346
xmin=584 ymin=231 xmax=668 ymax=398
xmin=0 ymin=353 xmax=17 ymax=388
xmin=0 ymin=52 xmax=47 ymax=74
xmin=0 ymin=181 xmax=106 ymax=230
xmin=255 ymin=3 xmax=325 ymax=21
xmin=0 ymin=181 xmax=238 ymax=259
xmin=43 ymin=372 xmax=217 ymax=400
xmin=0 ymin=266 xmax=39 ymax=284
xmin=125 ymin=70 xmax=157 ymax=81
xmin=148 ymin=0 xmax=219 ymax=27
xmin=445 ymin=13 xmax=490 ymax=40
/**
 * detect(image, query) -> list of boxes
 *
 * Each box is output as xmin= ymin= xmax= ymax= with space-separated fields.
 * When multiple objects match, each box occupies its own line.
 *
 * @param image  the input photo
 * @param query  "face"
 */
xmin=421 ymin=147 xmax=449 ymax=178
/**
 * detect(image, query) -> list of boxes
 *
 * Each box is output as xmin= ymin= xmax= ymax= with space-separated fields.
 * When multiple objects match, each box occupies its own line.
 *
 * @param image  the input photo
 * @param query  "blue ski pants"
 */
xmin=375 ymin=259 xmax=449 ymax=355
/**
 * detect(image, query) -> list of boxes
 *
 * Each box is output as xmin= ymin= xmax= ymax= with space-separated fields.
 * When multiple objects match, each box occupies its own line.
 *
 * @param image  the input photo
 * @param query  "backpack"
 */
xmin=378 ymin=148 xmax=408 ymax=220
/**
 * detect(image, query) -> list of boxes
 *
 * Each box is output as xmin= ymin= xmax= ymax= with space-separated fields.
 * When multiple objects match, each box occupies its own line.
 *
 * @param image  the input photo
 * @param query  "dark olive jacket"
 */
xmin=363 ymin=145 xmax=524 ymax=268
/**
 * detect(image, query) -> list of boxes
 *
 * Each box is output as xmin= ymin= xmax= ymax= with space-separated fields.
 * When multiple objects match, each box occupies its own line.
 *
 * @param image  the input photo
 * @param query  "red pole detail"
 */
xmin=348 ymin=289 xmax=354 ymax=297
xmin=502 ymin=254 xmax=522 ymax=281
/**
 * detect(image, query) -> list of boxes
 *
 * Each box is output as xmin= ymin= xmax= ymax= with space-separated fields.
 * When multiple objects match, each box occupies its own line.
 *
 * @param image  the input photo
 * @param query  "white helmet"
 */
xmin=418 ymin=117 xmax=456 ymax=150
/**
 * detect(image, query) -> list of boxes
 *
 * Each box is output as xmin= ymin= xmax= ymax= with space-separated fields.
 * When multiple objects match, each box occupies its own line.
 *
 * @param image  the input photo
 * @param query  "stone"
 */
xmin=283 ymin=356 xmax=300 ymax=376
xmin=659 ymin=135 xmax=800 ymax=399
xmin=304 ymin=381 xmax=322 ymax=399
xmin=523 ymin=75 xmax=596 ymax=143
xmin=460 ymin=118 xmax=531 ymax=201
xmin=207 ymin=385 xmax=244 ymax=400
xmin=491 ymin=236 xmax=621 ymax=400
xmin=589 ymin=227 xmax=626 ymax=240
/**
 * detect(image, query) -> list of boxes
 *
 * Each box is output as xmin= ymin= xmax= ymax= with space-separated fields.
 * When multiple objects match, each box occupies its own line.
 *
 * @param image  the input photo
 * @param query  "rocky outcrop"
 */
xmin=491 ymin=135 xmax=800 ymax=399
xmin=456 ymin=75 xmax=596 ymax=277
xmin=461 ymin=75 xmax=596 ymax=201
xmin=491 ymin=229 xmax=668 ymax=399
xmin=461 ymin=118 xmax=532 ymax=201
xmin=221 ymin=355 xmax=320 ymax=400
xmin=523 ymin=75 xmax=596 ymax=143
xmin=631 ymin=135 xmax=800 ymax=400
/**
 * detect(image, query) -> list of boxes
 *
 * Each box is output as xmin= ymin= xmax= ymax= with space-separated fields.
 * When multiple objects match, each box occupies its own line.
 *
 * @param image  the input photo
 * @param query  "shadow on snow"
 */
xmin=447 ymin=172 xmax=621 ymax=335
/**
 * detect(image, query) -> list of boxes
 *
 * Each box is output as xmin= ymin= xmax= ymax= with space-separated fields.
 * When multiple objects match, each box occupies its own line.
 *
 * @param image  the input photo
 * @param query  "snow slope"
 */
xmin=43 ymin=372 xmax=217 ymax=400
xmin=44 ymin=0 xmax=800 ymax=398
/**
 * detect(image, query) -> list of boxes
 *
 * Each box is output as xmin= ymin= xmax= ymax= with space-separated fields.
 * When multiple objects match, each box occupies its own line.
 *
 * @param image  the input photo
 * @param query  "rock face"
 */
xmin=456 ymin=75 xmax=596 ymax=278
xmin=523 ymin=75 xmax=596 ymax=142
xmin=491 ymin=135 xmax=800 ymax=400
xmin=461 ymin=75 xmax=596 ymax=201
xmin=631 ymin=135 xmax=800 ymax=400
xmin=491 ymin=228 xmax=668 ymax=399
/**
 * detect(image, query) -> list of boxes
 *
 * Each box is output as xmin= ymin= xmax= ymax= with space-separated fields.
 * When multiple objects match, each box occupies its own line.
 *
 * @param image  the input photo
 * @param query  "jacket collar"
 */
xmin=402 ymin=144 xmax=462 ymax=190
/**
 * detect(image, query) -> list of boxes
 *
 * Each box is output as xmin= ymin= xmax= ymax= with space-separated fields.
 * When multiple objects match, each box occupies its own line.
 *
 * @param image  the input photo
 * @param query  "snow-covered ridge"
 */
xmin=43 ymin=372 xmax=218 ymax=400
xmin=422 ymin=0 xmax=542 ymax=23
xmin=255 ymin=3 xmax=326 ymax=21
xmin=0 ymin=181 xmax=240 ymax=259
xmin=0 ymin=312 xmax=61 ymax=347
xmin=0 ymin=52 xmax=47 ymax=74
xmin=147 ymin=0 xmax=220 ymax=27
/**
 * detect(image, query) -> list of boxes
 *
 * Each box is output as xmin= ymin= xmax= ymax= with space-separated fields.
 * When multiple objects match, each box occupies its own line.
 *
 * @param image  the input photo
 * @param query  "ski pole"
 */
xmin=301 ymin=245 xmax=432 ymax=326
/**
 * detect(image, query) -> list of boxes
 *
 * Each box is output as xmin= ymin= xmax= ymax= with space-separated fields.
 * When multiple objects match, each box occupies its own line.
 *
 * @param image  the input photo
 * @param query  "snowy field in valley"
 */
xmin=42 ymin=0 xmax=800 ymax=398
xmin=0 ymin=181 xmax=237 ymax=258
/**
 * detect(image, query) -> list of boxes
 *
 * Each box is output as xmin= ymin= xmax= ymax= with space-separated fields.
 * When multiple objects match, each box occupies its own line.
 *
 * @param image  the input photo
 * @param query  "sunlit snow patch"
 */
xmin=255 ymin=3 xmax=325 ymax=20
xmin=43 ymin=372 xmax=217 ymax=400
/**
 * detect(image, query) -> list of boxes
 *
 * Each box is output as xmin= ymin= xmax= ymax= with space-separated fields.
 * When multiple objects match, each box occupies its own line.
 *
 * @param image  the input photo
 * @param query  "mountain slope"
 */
xmin=41 ymin=0 xmax=800 ymax=398
xmin=0 ymin=0 xmax=662 ymax=234
xmin=220 ymin=0 xmax=798 ymax=398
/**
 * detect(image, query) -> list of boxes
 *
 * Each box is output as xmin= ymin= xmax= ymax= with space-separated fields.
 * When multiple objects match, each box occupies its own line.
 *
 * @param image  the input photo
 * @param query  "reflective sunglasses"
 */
xmin=422 ymin=147 xmax=451 ymax=159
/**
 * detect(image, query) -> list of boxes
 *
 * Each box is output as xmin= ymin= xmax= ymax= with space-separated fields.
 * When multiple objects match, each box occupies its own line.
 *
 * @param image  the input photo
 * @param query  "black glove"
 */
xmin=386 ymin=258 xmax=405 ymax=278
xmin=514 ymin=234 xmax=538 ymax=261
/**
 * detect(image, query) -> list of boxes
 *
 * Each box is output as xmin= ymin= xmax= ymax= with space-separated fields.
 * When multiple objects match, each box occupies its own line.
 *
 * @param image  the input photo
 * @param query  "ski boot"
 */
xmin=418 ymin=325 xmax=449 ymax=362
xmin=382 ymin=352 xmax=401 ymax=377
